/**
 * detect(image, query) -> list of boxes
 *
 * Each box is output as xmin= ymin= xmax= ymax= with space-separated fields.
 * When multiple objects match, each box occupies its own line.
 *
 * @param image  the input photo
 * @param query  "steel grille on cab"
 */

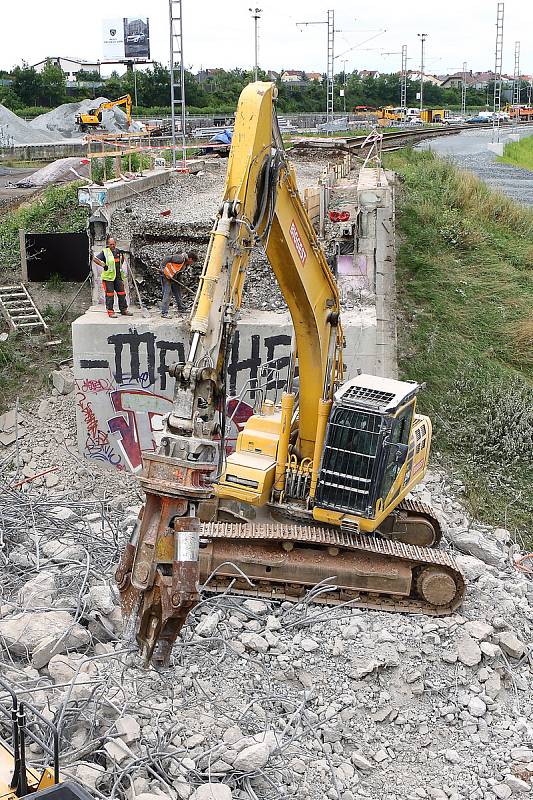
xmin=316 ymin=407 xmax=382 ymax=515
xmin=340 ymin=384 xmax=396 ymax=410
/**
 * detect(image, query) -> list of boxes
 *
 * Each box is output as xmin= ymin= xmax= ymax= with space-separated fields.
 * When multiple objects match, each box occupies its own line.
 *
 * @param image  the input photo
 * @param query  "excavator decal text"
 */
xmin=289 ymin=220 xmax=307 ymax=265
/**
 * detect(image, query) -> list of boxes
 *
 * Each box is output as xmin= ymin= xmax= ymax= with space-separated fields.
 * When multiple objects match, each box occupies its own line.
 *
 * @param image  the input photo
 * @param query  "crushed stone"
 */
xmin=0 ymin=103 xmax=63 ymax=145
xmin=30 ymin=98 xmax=144 ymax=139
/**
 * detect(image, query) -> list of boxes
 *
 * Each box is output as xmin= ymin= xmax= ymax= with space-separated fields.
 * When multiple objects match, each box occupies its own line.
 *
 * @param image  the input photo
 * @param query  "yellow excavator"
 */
xmin=75 ymin=94 xmax=132 ymax=132
xmin=115 ymin=81 xmax=465 ymax=667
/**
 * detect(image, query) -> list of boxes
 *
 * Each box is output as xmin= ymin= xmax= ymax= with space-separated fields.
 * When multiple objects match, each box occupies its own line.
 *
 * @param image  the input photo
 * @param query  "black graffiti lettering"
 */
xmin=80 ymin=359 xmax=109 ymax=369
xmin=227 ymin=331 xmax=261 ymax=397
xmin=156 ymin=340 xmax=186 ymax=391
xmin=264 ymin=334 xmax=292 ymax=390
xmin=107 ymin=329 xmax=156 ymax=386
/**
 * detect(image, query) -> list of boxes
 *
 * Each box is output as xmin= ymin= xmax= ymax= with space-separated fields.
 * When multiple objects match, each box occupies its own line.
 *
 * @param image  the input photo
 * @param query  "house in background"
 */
xmin=32 ymin=57 xmax=102 ymax=80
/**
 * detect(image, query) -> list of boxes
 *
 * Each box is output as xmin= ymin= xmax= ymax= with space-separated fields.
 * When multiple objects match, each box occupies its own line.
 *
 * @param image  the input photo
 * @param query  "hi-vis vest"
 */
xmin=163 ymin=259 xmax=185 ymax=280
xmin=101 ymin=248 xmax=124 ymax=281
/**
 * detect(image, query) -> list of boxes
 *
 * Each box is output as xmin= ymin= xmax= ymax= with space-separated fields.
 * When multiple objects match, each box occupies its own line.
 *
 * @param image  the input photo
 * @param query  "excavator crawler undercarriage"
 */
xmin=198 ymin=518 xmax=463 ymax=615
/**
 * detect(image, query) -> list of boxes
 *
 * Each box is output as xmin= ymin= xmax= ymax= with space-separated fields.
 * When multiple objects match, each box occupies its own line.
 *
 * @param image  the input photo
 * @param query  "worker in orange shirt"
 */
xmin=160 ymin=250 xmax=198 ymax=317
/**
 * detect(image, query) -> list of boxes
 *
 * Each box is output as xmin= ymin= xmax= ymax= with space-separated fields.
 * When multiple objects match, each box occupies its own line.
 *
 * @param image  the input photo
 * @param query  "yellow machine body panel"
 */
xmin=0 ymin=739 xmax=55 ymax=800
xmin=217 ymin=411 xmax=283 ymax=505
xmin=217 ymin=451 xmax=277 ymax=505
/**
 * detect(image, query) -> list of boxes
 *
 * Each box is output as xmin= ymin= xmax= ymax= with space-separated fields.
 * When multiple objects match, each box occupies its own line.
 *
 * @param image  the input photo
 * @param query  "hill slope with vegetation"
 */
xmin=385 ymin=149 xmax=533 ymax=542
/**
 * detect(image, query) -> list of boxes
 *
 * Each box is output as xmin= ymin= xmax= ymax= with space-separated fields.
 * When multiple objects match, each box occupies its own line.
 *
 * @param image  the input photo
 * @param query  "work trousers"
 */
xmin=103 ymin=277 xmax=127 ymax=313
xmin=161 ymin=276 xmax=183 ymax=315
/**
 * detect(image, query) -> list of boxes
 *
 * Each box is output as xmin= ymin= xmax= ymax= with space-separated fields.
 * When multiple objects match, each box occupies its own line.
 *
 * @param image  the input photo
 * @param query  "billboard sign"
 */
xmin=102 ymin=17 xmax=150 ymax=61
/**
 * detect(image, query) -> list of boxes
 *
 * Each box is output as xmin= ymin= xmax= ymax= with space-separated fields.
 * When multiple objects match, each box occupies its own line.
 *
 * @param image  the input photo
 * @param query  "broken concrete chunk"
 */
xmin=504 ymin=775 xmax=531 ymax=794
xmin=243 ymin=599 xmax=268 ymax=615
xmin=74 ymin=763 xmax=106 ymax=791
xmin=47 ymin=653 xmax=80 ymax=684
xmin=104 ymin=738 xmax=135 ymax=765
xmin=351 ymin=753 xmax=373 ymax=771
xmin=511 ymin=748 xmax=533 ymax=763
xmin=463 ymin=620 xmax=494 ymax=641
xmin=451 ymin=530 xmax=505 ymax=567
xmin=17 ymin=572 xmax=57 ymax=607
xmin=455 ymin=633 xmax=482 ymax=667
xmin=468 ymin=696 xmax=486 ymax=717
xmin=498 ymin=631 xmax=525 ymax=659
xmin=190 ymin=785 xmax=233 ymax=800
xmin=86 ymin=585 xmax=116 ymax=616
xmin=115 ymin=715 xmax=141 ymax=744
xmin=51 ymin=369 xmax=75 ymax=395
xmin=240 ymin=632 xmax=269 ymax=653
xmin=0 ymin=610 xmax=90 ymax=663
xmin=493 ymin=785 xmax=513 ymax=800
xmin=232 ymin=742 xmax=271 ymax=772
xmin=195 ymin=611 xmax=221 ymax=637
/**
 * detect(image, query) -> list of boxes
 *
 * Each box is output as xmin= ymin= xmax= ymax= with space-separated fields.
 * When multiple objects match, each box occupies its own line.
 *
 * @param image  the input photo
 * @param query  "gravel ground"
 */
xmin=417 ymin=127 xmax=533 ymax=206
xmin=0 ymin=376 xmax=531 ymax=800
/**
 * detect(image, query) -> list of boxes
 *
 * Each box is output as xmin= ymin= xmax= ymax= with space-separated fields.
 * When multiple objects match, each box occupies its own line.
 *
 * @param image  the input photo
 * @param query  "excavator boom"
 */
xmin=116 ymin=82 xmax=465 ymax=666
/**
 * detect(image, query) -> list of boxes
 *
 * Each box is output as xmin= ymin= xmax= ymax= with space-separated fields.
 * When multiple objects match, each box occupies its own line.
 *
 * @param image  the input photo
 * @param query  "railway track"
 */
xmin=288 ymin=120 xmax=533 ymax=155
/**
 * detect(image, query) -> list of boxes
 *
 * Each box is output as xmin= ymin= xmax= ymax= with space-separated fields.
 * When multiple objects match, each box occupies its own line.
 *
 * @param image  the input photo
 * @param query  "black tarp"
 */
xmin=26 ymin=232 xmax=89 ymax=282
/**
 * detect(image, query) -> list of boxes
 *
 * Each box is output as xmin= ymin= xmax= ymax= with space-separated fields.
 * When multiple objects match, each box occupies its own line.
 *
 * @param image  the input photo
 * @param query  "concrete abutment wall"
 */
xmin=73 ymin=166 xmax=397 ymax=472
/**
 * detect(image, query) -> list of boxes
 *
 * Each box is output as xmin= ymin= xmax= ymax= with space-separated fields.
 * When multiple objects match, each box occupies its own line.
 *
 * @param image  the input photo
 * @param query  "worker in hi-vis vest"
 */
xmin=160 ymin=250 xmax=198 ymax=318
xmin=92 ymin=236 xmax=133 ymax=318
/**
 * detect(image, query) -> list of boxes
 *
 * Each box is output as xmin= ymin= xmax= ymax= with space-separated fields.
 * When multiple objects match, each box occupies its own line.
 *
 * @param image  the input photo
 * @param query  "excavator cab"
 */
xmin=314 ymin=374 xmax=433 ymax=539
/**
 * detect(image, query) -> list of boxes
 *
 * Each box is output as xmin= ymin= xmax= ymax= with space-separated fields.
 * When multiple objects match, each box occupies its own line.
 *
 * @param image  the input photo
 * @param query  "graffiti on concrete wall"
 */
xmin=75 ymin=325 xmax=294 ymax=472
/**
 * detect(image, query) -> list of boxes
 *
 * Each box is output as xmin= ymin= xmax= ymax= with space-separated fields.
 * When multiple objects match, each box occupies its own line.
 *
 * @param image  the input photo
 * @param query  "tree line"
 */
xmin=0 ymin=60 xmax=502 ymax=114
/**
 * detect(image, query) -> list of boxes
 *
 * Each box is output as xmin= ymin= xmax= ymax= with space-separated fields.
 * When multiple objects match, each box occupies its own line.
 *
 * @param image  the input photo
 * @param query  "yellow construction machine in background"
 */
xmin=75 ymin=94 xmax=132 ymax=132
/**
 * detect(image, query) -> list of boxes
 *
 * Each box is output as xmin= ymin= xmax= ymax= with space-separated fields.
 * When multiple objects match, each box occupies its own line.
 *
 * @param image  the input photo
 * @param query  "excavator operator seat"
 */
xmin=315 ymin=375 xmax=421 ymax=519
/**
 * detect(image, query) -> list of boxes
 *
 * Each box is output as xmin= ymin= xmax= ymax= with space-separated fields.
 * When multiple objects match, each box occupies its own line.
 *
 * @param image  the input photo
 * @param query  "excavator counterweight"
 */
xmin=116 ymin=82 xmax=465 ymax=666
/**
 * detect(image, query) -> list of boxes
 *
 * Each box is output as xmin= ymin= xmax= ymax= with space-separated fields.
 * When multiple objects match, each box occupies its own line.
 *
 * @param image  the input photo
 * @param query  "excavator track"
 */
xmin=198 ymin=520 xmax=465 ymax=615
xmin=386 ymin=498 xmax=443 ymax=547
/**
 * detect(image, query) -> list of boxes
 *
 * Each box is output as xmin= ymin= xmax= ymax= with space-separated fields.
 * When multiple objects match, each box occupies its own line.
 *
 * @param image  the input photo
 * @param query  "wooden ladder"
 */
xmin=0 ymin=284 xmax=48 ymax=334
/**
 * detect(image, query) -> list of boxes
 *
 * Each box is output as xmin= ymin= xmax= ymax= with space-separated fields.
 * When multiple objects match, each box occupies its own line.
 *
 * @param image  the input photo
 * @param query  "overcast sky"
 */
xmin=2 ymin=1 xmax=531 ymax=78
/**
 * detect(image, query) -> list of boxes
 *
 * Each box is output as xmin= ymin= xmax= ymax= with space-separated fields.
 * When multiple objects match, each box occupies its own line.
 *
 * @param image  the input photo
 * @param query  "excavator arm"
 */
xmin=116 ymin=82 xmax=343 ymax=665
xmin=116 ymin=83 xmax=464 ymax=666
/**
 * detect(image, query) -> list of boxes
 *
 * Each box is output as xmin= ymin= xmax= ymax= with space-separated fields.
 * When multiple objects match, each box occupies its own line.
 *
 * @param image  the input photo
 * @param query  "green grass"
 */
xmin=498 ymin=134 xmax=533 ymax=172
xmin=384 ymin=148 xmax=533 ymax=542
xmin=0 ymin=182 xmax=87 ymax=280
xmin=0 ymin=307 xmax=73 ymax=413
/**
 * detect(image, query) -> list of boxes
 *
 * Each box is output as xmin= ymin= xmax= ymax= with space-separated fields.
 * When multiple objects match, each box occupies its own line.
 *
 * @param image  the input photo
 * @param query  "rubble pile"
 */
xmin=30 ymin=98 xmax=145 ymax=139
xmin=0 ymin=368 xmax=139 ymax=501
xmin=111 ymin=157 xmax=339 ymax=313
xmin=0 ymin=377 xmax=532 ymax=800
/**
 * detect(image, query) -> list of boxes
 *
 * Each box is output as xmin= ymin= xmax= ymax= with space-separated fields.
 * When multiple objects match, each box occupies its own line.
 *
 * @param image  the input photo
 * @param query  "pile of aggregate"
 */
xmin=30 ymin=98 xmax=145 ymax=139
xmin=0 ymin=103 xmax=63 ymax=145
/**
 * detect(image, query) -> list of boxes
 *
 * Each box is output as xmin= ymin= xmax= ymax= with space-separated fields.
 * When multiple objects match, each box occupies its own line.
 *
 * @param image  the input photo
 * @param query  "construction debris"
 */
xmin=0 ymin=372 xmax=531 ymax=800
xmin=14 ymin=157 xmax=91 ymax=188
